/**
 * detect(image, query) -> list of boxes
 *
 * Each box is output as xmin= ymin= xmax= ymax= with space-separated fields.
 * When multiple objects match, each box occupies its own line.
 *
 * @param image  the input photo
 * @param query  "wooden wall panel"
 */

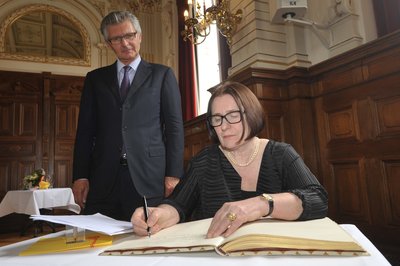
xmin=183 ymin=114 xmax=210 ymax=169
xmin=331 ymin=159 xmax=370 ymax=223
xmin=50 ymin=75 xmax=83 ymax=188
xmin=382 ymin=160 xmax=400 ymax=224
xmin=375 ymin=96 xmax=400 ymax=137
xmin=0 ymin=163 xmax=11 ymax=195
xmin=325 ymin=104 xmax=360 ymax=143
xmin=0 ymin=102 xmax=13 ymax=135
xmin=0 ymin=71 xmax=83 ymax=199
xmin=0 ymin=71 xmax=43 ymax=198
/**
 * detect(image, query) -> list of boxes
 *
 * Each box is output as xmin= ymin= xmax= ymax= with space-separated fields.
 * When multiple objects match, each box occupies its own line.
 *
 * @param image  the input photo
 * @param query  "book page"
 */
xmin=101 ymin=218 xmax=222 ymax=255
xmin=217 ymin=217 xmax=367 ymax=256
xmin=223 ymin=217 xmax=356 ymax=243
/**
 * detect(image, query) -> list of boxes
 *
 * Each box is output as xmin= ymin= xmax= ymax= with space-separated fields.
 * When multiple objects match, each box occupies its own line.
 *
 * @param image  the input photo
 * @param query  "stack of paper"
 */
xmin=30 ymin=213 xmax=133 ymax=235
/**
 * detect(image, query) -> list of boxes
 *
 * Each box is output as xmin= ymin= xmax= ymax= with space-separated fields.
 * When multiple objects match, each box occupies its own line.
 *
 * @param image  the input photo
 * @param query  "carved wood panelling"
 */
xmin=53 ymin=160 xmax=72 ymax=188
xmin=50 ymin=75 xmax=83 ymax=188
xmin=0 ymin=163 xmax=10 ymax=196
xmin=16 ymin=103 xmax=38 ymax=137
xmin=331 ymin=159 xmax=370 ymax=223
xmin=266 ymin=114 xmax=284 ymax=142
xmin=375 ymin=96 xmax=400 ymax=137
xmin=315 ymin=65 xmax=363 ymax=95
xmin=16 ymin=160 xmax=36 ymax=188
xmin=363 ymin=46 xmax=400 ymax=80
xmin=382 ymin=160 xmax=400 ymax=224
xmin=55 ymin=141 xmax=74 ymax=157
xmin=324 ymin=104 xmax=360 ymax=143
xmin=0 ymin=142 xmax=35 ymax=157
xmin=183 ymin=114 xmax=210 ymax=168
xmin=0 ymin=71 xmax=83 ymax=198
xmin=0 ymin=102 xmax=13 ymax=135
xmin=55 ymin=105 xmax=79 ymax=138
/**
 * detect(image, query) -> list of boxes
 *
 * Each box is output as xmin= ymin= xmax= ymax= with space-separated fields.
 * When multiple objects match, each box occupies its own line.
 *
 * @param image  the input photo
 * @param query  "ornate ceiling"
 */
xmin=5 ymin=11 xmax=84 ymax=59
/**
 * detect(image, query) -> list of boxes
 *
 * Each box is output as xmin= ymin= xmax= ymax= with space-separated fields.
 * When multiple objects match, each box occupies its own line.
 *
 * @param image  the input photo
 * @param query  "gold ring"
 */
xmin=227 ymin=212 xmax=237 ymax=222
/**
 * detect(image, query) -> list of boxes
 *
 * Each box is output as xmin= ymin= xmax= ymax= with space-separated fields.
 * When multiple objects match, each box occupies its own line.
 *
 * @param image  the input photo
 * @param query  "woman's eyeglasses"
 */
xmin=207 ymin=110 xmax=244 ymax=127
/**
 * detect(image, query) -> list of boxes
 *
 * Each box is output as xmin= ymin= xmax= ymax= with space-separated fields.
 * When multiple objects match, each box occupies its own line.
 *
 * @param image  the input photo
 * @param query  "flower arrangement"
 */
xmin=22 ymin=168 xmax=50 ymax=190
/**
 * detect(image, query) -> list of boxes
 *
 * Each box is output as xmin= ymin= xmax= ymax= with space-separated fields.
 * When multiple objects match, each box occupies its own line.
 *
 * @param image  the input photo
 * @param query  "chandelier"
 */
xmin=181 ymin=0 xmax=242 ymax=47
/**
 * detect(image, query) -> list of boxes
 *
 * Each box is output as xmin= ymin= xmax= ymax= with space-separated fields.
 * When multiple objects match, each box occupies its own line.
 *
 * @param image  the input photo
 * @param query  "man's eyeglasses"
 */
xmin=108 ymin=32 xmax=138 ymax=45
xmin=207 ymin=110 xmax=244 ymax=127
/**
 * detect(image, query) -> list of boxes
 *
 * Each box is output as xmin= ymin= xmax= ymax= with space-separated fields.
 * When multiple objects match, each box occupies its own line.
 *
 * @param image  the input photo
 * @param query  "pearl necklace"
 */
xmin=220 ymin=138 xmax=260 ymax=167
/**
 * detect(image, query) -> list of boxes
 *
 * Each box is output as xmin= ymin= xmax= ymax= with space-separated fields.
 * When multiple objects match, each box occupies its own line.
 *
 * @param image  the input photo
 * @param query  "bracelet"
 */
xmin=260 ymin=193 xmax=274 ymax=217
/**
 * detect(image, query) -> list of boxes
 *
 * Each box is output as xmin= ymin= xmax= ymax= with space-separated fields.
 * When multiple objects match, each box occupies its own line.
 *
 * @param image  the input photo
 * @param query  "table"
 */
xmin=0 ymin=188 xmax=80 ymax=217
xmin=0 ymin=224 xmax=391 ymax=266
xmin=0 ymin=188 xmax=80 ymax=236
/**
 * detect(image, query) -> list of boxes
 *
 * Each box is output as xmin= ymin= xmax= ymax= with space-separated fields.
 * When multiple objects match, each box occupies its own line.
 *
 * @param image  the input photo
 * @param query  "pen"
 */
xmin=142 ymin=196 xmax=151 ymax=237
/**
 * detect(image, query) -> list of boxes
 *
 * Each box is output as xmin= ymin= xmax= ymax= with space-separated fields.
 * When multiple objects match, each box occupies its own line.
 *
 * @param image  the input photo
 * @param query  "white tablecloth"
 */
xmin=0 ymin=188 xmax=80 ymax=217
xmin=0 ymin=224 xmax=391 ymax=266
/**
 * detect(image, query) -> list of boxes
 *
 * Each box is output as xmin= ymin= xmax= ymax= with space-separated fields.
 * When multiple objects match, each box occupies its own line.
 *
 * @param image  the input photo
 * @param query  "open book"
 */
xmin=100 ymin=217 xmax=368 ymax=256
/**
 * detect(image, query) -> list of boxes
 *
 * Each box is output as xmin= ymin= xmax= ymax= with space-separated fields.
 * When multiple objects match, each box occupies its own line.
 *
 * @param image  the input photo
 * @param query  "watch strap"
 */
xmin=260 ymin=193 xmax=274 ymax=217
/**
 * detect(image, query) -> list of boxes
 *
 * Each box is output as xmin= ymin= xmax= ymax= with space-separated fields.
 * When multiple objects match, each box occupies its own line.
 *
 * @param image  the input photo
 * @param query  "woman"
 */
xmin=131 ymin=81 xmax=328 ymax=238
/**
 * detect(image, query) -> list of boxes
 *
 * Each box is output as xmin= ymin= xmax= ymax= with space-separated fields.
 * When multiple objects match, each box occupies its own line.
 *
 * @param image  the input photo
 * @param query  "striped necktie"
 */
xmin=120 ymin=65 xmax=131 ymax=101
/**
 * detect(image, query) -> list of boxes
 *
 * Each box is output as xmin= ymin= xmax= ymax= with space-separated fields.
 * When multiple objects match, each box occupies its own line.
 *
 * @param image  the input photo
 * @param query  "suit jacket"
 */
xmin=73 ymin=60 xmax=184 ymax=199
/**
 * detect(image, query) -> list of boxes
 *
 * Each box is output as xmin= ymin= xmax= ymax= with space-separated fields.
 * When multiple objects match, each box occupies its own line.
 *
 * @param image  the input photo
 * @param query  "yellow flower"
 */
xmin=39 ymin=181 xmax=50 ymax=189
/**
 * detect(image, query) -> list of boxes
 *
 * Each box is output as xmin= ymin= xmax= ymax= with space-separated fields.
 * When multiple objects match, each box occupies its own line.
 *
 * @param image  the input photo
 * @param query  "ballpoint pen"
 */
xmin=142 ymin=196 xmax=151 ymax=237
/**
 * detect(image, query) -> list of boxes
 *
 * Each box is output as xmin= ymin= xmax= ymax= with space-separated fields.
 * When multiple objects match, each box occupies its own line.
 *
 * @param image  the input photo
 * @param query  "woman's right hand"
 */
xmin=131 ymin=204 xmax=180 ymax=236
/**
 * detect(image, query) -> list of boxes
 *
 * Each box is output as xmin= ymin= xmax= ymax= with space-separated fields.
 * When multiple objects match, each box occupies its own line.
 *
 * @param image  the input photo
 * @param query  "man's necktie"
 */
xmin=120 ymin=65 xmax=131 ymax=101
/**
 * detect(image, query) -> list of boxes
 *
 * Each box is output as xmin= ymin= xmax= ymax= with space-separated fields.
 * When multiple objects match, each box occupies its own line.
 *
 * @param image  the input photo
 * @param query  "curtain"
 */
xmin=177 ymin=0 xmax=198 ymax=121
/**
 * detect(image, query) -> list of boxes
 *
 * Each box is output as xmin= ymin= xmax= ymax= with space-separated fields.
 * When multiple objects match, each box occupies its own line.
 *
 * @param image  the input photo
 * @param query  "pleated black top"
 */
xmin=164 ymin=140 xmax=328 ymax=222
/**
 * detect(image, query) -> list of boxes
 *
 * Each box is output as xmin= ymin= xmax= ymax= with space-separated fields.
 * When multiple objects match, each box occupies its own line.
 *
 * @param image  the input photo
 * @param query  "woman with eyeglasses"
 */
xmin=131 ymin=80 xmax=328 ymax=238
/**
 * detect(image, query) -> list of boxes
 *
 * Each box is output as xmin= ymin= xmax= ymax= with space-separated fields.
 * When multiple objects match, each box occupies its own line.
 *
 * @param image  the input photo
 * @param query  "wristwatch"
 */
xmin=260 ymin=193 xmax=274 ymax=217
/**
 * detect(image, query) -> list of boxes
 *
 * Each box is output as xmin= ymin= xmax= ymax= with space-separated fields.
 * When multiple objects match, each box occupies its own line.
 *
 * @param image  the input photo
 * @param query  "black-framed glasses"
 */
xmin=108 ymin=32 xmax=138 ymax=45
xmin=207 ymin=110 xmax=244 ymax=127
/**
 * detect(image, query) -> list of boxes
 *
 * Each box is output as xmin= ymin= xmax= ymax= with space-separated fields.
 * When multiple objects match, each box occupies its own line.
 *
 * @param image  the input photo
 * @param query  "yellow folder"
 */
xmin=19 ymin=232 xmax=112 ymax=256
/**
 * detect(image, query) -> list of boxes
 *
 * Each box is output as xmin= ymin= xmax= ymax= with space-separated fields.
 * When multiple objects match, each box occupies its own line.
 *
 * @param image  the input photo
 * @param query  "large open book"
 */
xmin=100 ymin=217 xmax=368 ymax=256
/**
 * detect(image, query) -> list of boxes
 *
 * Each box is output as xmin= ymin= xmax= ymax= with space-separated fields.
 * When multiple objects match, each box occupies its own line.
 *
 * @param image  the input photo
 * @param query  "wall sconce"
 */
xmin=181 ymin=0 xmax=242 ymax=47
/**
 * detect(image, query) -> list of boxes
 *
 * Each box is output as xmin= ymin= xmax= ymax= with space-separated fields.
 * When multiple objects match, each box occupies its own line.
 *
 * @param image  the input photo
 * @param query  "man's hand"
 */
xmin=164 ymin=176 xmax=180 ymax=197
xmin=72 ymin=179 xmax=89 ymax=211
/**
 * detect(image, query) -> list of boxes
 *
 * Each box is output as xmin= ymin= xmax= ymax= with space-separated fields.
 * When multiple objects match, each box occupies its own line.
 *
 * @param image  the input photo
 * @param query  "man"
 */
xmin=72 ymin=11 xmax=184 ymax=221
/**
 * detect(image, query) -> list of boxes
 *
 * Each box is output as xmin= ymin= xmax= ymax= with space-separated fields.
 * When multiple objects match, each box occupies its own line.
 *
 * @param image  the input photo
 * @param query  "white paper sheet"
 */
xmin=30 ymin=213 xmax=133 ymax=235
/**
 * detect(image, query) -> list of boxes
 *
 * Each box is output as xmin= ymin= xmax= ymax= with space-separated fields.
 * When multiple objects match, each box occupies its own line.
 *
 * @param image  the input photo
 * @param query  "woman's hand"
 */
xmin=206 ymin=197 xmax=266 ymax=238
xmin=131 ymin=204 xmax=180 ymax=236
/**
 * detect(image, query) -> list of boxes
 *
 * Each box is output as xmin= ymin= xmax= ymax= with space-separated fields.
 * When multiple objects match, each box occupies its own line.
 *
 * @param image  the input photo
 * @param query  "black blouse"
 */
xmin=164 ymin=140 xmax=328 ymax=222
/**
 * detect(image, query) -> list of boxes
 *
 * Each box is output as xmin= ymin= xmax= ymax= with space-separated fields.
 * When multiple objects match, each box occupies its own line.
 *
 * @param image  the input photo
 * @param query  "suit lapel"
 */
xmin=128 ymin=60 xmax=151 ymax=98
xmin=103 ymin=62 xmax=120 ymax=101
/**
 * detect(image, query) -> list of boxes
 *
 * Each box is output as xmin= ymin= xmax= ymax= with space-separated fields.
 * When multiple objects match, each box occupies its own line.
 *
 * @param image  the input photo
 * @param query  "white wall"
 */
xmin=229 ymin=0 xmax=378 ymax=75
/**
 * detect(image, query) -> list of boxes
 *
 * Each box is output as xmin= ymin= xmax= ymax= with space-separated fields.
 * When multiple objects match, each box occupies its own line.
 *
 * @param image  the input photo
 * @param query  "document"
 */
xmin=19 ymin=232 xmax=112 ymax=256
xmin=100 ymin=217 xmax=369 ymax=257
xmin=30 ymin=213 xmax=133 ymax=235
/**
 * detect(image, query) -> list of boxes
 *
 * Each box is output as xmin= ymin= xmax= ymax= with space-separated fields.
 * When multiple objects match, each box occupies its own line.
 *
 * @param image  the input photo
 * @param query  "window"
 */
xmin=194 ymin=21 xmax=221 ymax=115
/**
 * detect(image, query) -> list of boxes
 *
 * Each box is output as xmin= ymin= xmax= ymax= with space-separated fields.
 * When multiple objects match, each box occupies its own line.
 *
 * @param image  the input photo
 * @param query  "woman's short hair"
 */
xmin=100 ymin=11 xmax=142 ymax=41
xmin=206 ymin=80 xmax=265 ymax=143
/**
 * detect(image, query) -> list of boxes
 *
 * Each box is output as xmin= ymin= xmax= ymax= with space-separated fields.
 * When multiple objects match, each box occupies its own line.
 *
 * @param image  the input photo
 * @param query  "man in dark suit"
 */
xmin=72 ymin=11 xmax=184 ymax=221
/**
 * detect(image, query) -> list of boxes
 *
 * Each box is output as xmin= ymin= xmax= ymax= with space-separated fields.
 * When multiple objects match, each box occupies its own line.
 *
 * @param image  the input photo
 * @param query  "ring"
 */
xmin=227 ymin=212 xmax=237 ymax=222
